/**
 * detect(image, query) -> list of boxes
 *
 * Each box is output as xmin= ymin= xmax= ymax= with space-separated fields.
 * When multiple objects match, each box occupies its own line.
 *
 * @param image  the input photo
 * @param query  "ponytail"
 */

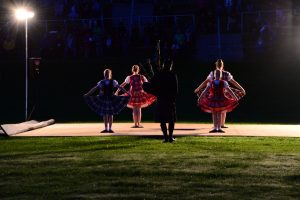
xmin=213 ymin=69 xmax=222 ymax=80
xmin=215 ymin=59 xmax=224 ymax=70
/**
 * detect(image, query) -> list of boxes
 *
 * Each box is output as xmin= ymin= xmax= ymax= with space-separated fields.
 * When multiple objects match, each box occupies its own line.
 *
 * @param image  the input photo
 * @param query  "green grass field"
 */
xmin=1 ymin=136 xmax=300 ymax=200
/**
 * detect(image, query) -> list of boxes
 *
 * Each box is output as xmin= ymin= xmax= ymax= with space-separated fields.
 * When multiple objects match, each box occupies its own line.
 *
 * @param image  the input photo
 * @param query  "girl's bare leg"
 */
xmin=132 ymin=107 xmax=138 ymax=126
xmin=216 ymin=112 xmax=222 ymax=130
xmin=108 ymin=115 xmax=113 ymax=131
xmin=221 ymin=111 xmax=227 ymax=127
xmin=137 ymin=107 xmax=142 ymax=127
xmin=103 ymin=115 xmax=108 ymax=131
xmin=212 ymin=113 xmax=218 ymax=130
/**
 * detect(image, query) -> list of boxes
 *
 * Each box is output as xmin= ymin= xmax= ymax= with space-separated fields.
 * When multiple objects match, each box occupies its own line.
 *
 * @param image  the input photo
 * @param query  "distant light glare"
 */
xmin=15 ymin=8 xmax=34 ymax=20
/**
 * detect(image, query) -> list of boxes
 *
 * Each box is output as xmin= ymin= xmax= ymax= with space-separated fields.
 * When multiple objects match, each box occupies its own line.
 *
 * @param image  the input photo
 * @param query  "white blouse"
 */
xmin=124 ymin=75 xmax=148 ymax=84
xmin=207 ymin=71 xmax=233 ymax=82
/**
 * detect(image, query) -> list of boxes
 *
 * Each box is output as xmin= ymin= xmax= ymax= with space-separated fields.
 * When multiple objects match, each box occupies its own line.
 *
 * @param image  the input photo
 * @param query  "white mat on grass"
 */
xmin=1 ymin=119 xmax=55 ymax=136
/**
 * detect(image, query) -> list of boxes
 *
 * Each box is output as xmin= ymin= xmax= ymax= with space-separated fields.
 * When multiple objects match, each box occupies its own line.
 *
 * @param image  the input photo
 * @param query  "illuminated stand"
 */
xmin=15 ymin=8 xmax=35 ymax=120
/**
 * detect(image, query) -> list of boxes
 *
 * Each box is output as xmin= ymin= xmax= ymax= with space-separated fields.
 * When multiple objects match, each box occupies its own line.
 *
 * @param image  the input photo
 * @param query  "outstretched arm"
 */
xmin=194 ymin=79 xmax=209 ymax=93
xmin=225 ymin=87 xmax=239 ymax=101
xmin=229 ymin=79 xmax=246 ymax=95
xmin=115 ymin=82 xmax=127 ymax=95
xmin=84 ymin=86 xmax=98 ymax=96
xmin=116 ymin=84 xmax=130 ymax=95
xmin=199 ymin=85 xmax=210 ymax=99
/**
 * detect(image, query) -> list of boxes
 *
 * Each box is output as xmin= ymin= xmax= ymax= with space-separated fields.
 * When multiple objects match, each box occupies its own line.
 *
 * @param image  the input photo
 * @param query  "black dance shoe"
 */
xmin=209 ymin=129 xmax=218 ymax=133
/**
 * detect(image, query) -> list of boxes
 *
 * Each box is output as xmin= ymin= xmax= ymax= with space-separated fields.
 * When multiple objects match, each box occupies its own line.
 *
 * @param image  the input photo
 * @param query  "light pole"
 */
xmin=15 ymin=8 xmax=34 ymax=120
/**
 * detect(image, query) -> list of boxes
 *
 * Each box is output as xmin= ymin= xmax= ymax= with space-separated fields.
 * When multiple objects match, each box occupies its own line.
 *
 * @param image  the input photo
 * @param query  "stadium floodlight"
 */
xmin=15 ymin=8 xmax=34 ymax=20
xmin=15 ymin=8 xmax=35 ymax=120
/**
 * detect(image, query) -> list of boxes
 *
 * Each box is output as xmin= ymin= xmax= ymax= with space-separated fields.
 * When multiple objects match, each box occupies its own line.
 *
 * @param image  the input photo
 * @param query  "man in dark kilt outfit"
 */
xmin=146 ymin=59 xmax=178 ymax=142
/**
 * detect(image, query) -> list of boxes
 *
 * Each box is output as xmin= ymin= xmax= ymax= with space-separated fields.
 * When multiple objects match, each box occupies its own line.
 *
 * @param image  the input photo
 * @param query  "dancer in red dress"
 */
xmin=194 ymin=59 xmax=245 ymax=128
xmin=197 ymin=69 xmax=239 ymax=133
xmin=116 ymin=65 xmax=156 ymax=128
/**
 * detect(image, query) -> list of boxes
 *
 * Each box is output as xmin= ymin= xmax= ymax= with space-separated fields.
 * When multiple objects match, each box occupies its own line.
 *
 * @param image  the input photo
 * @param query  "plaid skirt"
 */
xmin=224 ymin=88 xmax=245 ymax=100
xmin=198 ymin=97 xmax=238 ymax=113
xmin=124 ymin=90 xmax=156 ymax=108
xmin=197 ymin=87 xmax=243 ymax=113
xmin=197 ymin=87 xmax=245 ymax=101
xmin=84 ymin=94 xmax=130 ymax=116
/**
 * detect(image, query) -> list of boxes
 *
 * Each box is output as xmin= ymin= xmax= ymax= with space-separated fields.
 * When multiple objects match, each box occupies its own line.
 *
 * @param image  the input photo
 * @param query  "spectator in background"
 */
xmin=104 ymin=34 xmax=113 ymax=56
xmin=55 ymin=33 xmax=65 ymax=57
xmin=256 ymin=22 xmax=274 ymax=55
xmin=68 ymin=4 xmax=78 ymax=20
xmin=64 ymin=33 xmax=76 ymax=58
xmin=171 ymin=40 xmax=180 ymax=58
xmin=54 ymin=0 xmax=65 ymax=19
xmin=224 ymin=0 xmax=233 ymax=14
xmin=91 ymin=0 xmax=102 ymax=18
xmin=92 ymin=20 xmax=103 ymax=57
xmin=173 ymin=29 xmax=186 ymax=57
xmin=29 ymin=0 xmax=197 ymax=59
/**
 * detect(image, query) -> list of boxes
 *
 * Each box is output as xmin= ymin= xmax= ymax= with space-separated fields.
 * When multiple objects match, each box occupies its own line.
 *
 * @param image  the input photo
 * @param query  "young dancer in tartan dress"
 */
xmin=84 ymin=69 xmax=130 ymax=133
xmin=198 ymin=69 xmax=239 ymax=133
xmin=194 ymin=59 xmax=246 ymax=128
xmin=116 ymin=65 xmax=156 ymax=128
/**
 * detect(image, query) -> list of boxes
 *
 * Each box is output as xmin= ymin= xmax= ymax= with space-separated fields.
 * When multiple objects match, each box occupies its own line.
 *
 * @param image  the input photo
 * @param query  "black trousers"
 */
xmin=160 ymin=121 xmax=175 ymax=139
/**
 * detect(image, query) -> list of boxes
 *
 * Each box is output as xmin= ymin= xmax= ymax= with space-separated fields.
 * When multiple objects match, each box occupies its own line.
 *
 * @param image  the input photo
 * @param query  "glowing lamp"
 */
xmin=15 ymin=8 xmax=34 ymax=20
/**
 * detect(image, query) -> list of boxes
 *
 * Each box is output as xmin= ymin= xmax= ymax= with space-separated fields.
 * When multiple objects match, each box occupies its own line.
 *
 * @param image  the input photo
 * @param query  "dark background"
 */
xmin=1 ymin=0 xmax=300 ymax=124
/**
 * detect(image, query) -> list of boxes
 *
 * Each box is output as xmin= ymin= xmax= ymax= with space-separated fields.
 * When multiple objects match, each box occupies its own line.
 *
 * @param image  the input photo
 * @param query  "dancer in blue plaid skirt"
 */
xmin=84 ymin=69 xmax=130 ymax=133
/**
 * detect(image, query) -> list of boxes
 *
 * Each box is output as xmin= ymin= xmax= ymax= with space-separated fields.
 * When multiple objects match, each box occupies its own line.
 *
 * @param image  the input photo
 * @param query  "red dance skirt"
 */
xmin=197 ymin=88 xmax=242 ymax=113
xmin=124 ymin=90 xmax=156 ymax=108
xmin=198 ymin=96 xmax=238 ymax=113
